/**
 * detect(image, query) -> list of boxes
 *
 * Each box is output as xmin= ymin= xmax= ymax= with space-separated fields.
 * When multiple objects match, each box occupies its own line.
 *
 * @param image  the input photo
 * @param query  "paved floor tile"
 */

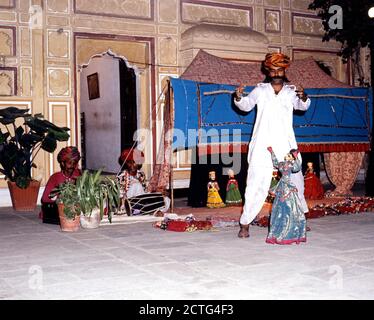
xmin=1 ymin=206 xmax=374 ymax=299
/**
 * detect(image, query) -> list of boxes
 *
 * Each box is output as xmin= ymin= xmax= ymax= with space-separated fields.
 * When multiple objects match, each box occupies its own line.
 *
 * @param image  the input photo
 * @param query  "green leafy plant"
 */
xmin=75 ymin=169 xmax=120 ymax=223
xmin=0 ymin=107 xmax=70 ymax=188
xmin=53 ymin=182 xmax=80 ymax=219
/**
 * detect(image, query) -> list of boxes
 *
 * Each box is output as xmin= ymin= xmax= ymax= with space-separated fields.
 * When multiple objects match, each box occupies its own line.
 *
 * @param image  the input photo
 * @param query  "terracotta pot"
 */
xmin=7 ymin=180 xmax=41 ymax=211
xmin=80 ymin=208 xmax=101 ymax=229
xmin=57 ymin=203 xmax=80 ymax=232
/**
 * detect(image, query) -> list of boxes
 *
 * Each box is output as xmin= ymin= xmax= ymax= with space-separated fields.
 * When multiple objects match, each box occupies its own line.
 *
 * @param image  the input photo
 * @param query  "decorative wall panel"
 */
xmin=291 ymin=0 xmax=311 ymax=11
xmin=292 ymin=13 xmax=324 ymax=36
xmin=0 ymin=67 xmax=16 ymax=96
xmin=47 ymin=0 xmax=70 ymax=14
xmin=264 ymin=0 xmax=281 ymax=6
xmin=47 ymin=68 xmax=71 ymax=97
xmin=20 ymin=66 xmax=32 ymax=96
xmin=20 ymin=27 xmax=31 ymax=57
xmin=265 ymin=9 xmax=281 ymax=33
xmin=47 ymin=16 xmax=70 ymax=26
xmin=268 ymin=46 xmax=281 ymax=53
xmin=47 ymin=29 xmax=70 ymax=58
xmin=0 ymin=0 xmax=15 ymax=8
xmin=0 ymin=26 xmax=16 ymax=56
xmin=181 ymin=0 xmax=253 ymax=28
xmin=159 ymin=0 xmax=177 ymax=23
xmin=73 ymin=0 xmax=154 ymax=20
xmin=159 ymin=37 xmax=177 ymax=66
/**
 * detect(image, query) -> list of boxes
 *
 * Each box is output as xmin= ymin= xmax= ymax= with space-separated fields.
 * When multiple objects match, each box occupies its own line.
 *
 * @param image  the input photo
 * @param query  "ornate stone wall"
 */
xmin=0 ymin=0 xmax=364 ymax=188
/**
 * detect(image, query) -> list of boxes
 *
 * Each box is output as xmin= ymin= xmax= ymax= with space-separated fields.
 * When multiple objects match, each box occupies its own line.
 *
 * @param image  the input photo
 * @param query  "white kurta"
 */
xmin=234 ymin=82 xmax=311 ymax=224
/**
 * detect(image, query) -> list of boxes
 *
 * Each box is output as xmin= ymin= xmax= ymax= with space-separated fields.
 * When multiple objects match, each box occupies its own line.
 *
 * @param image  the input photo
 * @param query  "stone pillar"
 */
xmin=30 ymin=2 xmax=47 ymax=182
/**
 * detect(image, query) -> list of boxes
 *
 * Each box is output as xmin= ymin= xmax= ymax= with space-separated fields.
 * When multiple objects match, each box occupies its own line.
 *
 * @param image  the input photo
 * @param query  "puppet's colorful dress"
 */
xmin=225 ymin=178 xmax=242 ymax=206
xmin=266 ymin=151 xmax=306 ymax=245
xmin=207 ymin=181 xmax=225 ymax=208
xmin=304 ymin=171 xmax=324 ymax=200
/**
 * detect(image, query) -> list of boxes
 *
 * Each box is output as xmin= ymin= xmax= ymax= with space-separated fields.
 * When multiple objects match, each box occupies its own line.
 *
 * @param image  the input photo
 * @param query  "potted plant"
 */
xmin=76 ymin=169 xmax=120 ymax=228
xmin=53 ymin=181 xmax=81 ymax=232
xmin=0 ymin=107 xmax=70 ymax=211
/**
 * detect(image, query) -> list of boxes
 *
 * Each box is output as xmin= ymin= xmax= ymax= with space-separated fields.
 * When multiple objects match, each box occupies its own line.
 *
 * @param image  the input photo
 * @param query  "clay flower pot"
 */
xmin=7 ymin=180 xmax=41 ymax=211
xmin=57 ymin=203 xmax=80 ymax=232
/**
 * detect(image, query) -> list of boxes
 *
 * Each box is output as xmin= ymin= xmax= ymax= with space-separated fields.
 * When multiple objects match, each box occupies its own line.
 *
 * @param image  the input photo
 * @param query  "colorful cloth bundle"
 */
xmin=154 ymin=215 xmax=213 ymax=232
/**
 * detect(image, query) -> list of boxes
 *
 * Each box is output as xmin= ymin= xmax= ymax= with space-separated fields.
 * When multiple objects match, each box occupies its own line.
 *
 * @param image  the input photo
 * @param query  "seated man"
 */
xmin=40 ymin=146 xmax=81 ymax=224
xmin=117 ymin=148 xmax=170 ymax=215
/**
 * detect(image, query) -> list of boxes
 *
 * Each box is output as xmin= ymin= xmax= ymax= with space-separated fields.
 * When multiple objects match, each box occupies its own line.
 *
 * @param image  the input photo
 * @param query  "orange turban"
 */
xmin=263 ymin=53 xmax=290 ymax=71
xmin=120 ymin=148 xmax=145 ymax=164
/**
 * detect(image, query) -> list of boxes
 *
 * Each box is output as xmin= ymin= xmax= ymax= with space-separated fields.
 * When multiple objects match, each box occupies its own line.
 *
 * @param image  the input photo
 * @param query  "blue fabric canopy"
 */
xmin=171 ymin=78 xmax=372 ymax=151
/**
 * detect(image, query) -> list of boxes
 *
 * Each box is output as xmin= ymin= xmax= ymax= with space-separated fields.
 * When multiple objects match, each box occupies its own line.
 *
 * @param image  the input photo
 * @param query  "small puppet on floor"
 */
xmin=304 ymin=161 xmax=324 ymax=200
xmin=225 ymin=169 xmax=242 ymax=206
xmin=206 ymin=170 xmax=225 ymax=208
xmin=265 ymin=169 xmax=281 ymax=203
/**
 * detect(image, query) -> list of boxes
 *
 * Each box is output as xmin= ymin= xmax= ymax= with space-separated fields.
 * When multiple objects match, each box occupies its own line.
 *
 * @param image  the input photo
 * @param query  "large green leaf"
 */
xmin=74 ymin=169 xmax=119 ymax=219
xmin=0 ymin=131 xmax=10 ymax=144
xmin=0 ymin=107 xmax=30 ymax=123
xmin=19 ymin=133 xmax=43 ymax=149
xmin=47 ymin=127 xmax=70 ymax=141
xmin=24 ymin=117 xmax=49 ymax=134
xmin=0 ymin=143 xmax=18 ymax=175
xmin=0 ymin=118 xmax=16 ymax=125
xmin=14 ymin=126 xmax=24 ymax=142
xmin=41 ymin=133 xmax=57 ymax=152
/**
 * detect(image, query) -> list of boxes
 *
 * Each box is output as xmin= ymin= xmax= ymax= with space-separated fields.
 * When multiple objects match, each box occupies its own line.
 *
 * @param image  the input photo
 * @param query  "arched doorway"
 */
xmin=79 ymin=50 xmax=139 ymax=173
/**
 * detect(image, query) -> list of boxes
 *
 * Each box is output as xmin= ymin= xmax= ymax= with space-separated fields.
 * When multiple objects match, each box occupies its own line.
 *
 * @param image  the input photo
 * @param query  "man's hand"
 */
xmin=267 ymin=146 xmax=273 ymax=153
xmin=234 ymin=84 xmax=245 ymax=101
xmin=296 ymin=85 xmax=308 ymax=102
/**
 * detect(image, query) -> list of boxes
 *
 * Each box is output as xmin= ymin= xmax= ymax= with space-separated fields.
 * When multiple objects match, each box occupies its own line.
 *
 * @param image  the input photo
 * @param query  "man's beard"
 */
xmin=65 ymin=168 xmax=75 ymax=176
xmin=263 ymin=75 xmax=290 ymax=83
xmin=271 ymin=76 xmax=286 ymax=83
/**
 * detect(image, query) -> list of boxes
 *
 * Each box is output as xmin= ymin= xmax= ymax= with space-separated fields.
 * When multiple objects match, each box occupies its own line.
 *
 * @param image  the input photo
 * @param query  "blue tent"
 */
xmin=171 ymin=77 xmax=372 ymax=153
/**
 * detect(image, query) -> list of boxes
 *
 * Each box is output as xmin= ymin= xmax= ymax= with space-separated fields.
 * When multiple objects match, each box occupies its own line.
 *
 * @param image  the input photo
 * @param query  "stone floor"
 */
xmin=1 ymin=202 xmax=374 ymax=300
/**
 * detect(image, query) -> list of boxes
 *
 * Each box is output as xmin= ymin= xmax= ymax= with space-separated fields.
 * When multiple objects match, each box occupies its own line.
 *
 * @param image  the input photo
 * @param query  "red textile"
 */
xmin=166 ymin=220 xmax=189 ymax=232
xmin=197 ymin=143 xmax=369 ymax=155
xmin=298 ymin=143 xmax=369 ymax=153
xmin=304 ymin=173 xmax=324 ymax=200
xmin=164 ymin=220 xmax=213 ymax=232
xmin=57 ymin=146 xmax=80 ymax=163
xmin=306 ymin=209 xmax=326 ymax=219
xmin=41 ymin=169 xmax=81 ymax=203
xmin=120 ymin=148 xmax=145 ymax=164
xmin=181 ymin=50 xmax=352 ymax=89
